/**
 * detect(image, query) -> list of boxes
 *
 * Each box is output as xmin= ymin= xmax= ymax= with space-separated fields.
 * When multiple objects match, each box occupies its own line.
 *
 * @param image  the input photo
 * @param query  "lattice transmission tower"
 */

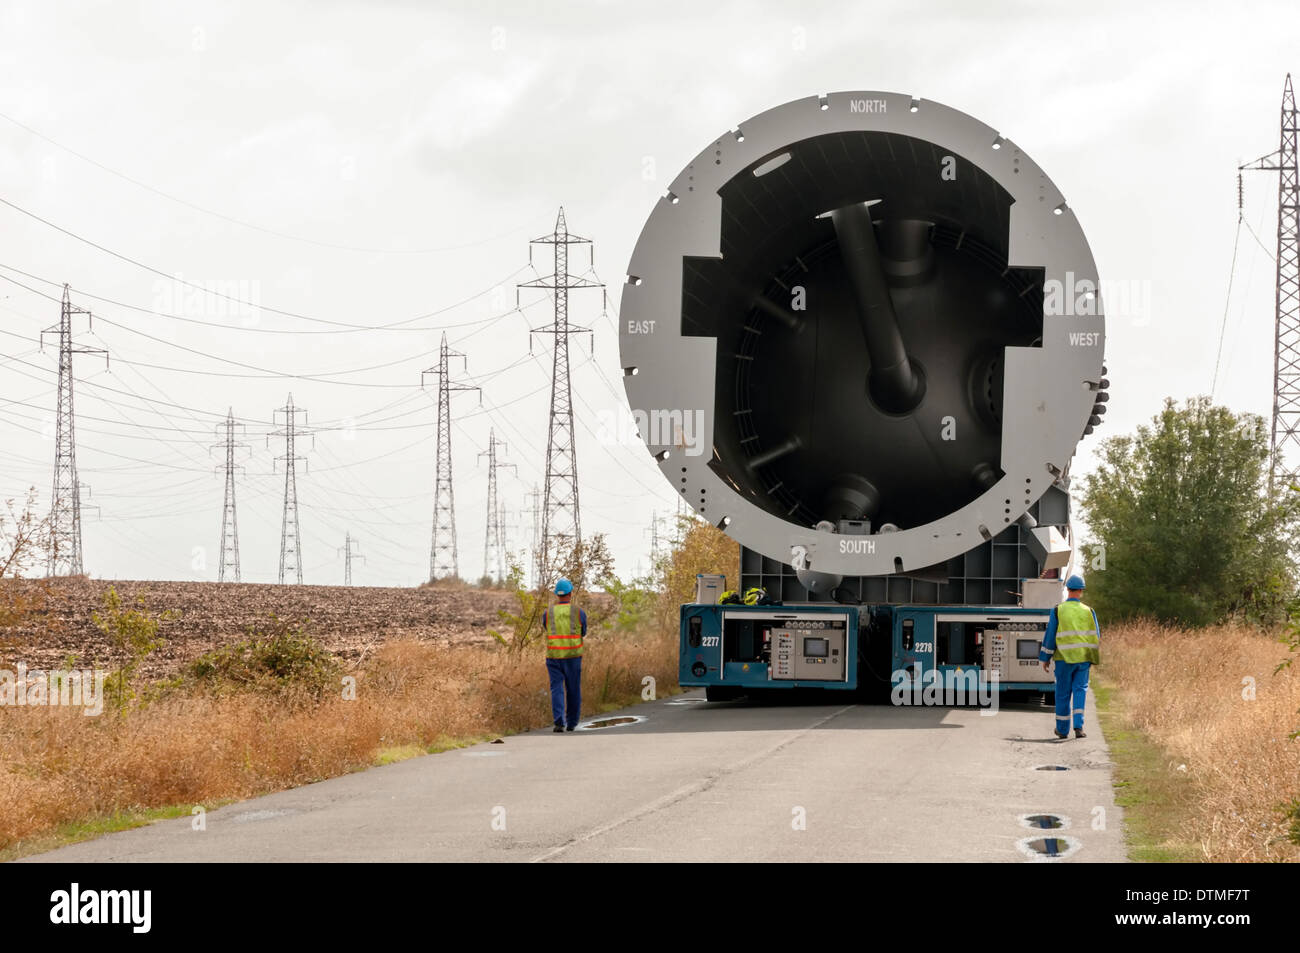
xmin=518 ymin=208 xmax=604 ymax=583
xmin=478 ymin=428 xmax=516 ymax=583
xmin=213 ymin=408 xmax=248 ymax=582
xmin=338 ymin=532 xmax=364 ymax=586
xmin=1242 ymin=73 xmax=1300 ymax=491
xmin=524 ymin=483 xmax=542 ymax=588
xmin=422 ymin=333 xmax=480 ymax=580
xmin=645 ymin=510 xmax=666 ymax=567
xmin=498 ymin=501 xmax=517 ymax=579
xmin=41 ymin=285 xmax=107 ymax=576
xmin=269 ymin=394 xmax=312 ymax=584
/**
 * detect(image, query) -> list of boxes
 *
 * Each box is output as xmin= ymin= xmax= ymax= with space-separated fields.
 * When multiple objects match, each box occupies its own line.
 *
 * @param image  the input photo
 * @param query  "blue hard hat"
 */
xmin=1065 ymin=574 xmax=1086 ymax=591
xmin=555 ymin=578 xmax=573 ymax=596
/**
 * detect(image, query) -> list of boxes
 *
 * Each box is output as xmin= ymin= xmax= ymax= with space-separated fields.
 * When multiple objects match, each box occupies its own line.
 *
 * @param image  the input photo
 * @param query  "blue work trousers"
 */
xmin=1054 ymin=660 xmax=1091 ymax=734
xmin=546 ymin=657 xmax=582 ymax=729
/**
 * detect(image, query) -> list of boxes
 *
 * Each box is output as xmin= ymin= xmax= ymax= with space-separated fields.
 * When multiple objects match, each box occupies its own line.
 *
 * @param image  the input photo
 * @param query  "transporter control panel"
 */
xmin=770 ymin=617 xmax=847 ymax=682
xmin=985 ymin=620 xmax=1054 ymax=684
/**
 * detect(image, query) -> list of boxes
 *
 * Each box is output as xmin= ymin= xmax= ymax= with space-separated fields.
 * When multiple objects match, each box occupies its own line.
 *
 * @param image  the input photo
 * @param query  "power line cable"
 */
xmin=0 ymin=197 xmax=529 ymax=331
xmin=0 ymin=259 xmax=532 ymax=335
xmin=0 ymin=109 xmax=540 ymax=256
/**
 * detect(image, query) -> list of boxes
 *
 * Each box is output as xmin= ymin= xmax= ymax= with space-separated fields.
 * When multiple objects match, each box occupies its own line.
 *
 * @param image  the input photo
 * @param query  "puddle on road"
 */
xmin=1033 ymin=764 xmax=1070 ymax=771
xmin=1016 ymin=834 xmax=1081 ymax=861
xmin=579 ymin=715 xmax=645 ymax=730
xmin=1022 ymin=814 xmax=1065 ymax=829
xmin=665 ymin=698 xmax=707 ymax=706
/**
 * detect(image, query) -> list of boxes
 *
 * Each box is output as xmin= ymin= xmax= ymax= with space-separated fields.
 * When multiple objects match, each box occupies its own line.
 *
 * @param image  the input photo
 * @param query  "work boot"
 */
xmin=553 ymin=724 xmax=564 ymax=733
xmin=565 ymin=726 xmax=575 ymax=732
xmin=1054 ymin=730 xmax=1069 ymax=740
xmin=1075 ymin=728 xmax=1087 ymax=739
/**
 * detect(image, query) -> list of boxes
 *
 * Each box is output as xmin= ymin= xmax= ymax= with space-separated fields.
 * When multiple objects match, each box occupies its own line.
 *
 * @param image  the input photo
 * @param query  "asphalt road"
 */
xmin=24 ymin=689 xmax=1127 ymax=863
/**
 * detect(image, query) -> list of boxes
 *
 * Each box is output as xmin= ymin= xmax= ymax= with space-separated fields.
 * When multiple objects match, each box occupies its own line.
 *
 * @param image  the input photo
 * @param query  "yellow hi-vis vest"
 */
xmin=1052 ymin=600 xmax=1100 ymax=664
xmin=546 ymin=602 xmax=583 ymax=659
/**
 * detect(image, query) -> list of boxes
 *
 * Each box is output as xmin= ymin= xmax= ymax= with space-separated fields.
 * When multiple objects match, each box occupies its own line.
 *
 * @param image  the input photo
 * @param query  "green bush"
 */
xmin=186 ymin=616 xmax=341 ymax=701
xmin=1282 ymin=799 xmax=1300 ymax=846
xmin=602 ymin=574 xmax=657 ymax=632
xmin=487 ymin=562 xmax=544 ymax=655
xmin=93 ymin=586 xmax=178 ymax=714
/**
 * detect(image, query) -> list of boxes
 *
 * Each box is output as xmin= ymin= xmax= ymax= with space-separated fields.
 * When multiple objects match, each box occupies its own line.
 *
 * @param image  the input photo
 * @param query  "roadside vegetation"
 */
xmin=10 ymin=397 xmax=1295 ymax=865
xmin=1094 ymin=621 xmax=1299 ymax=861
xmin=0 ymin=506 xmax=735 ymax=858
xmin=1081 ymin=398 xmax=1300 ymax=861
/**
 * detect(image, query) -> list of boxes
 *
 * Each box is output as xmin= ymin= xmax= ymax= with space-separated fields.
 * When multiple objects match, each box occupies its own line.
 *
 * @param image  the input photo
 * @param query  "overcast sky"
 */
xmin=0 ymin=0 xmax=1296 ymax=586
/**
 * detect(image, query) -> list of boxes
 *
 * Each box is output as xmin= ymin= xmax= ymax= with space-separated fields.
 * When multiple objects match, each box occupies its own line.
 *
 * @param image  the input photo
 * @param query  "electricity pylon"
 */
xmin=518 ymin=207 xmax=604 ymax=583
xmin=338 ymin=532 xmax=365 ymax=586
xmin=41 ymin=284 xmax=107 ymax=576
xmin=422 ymin=333 xmax=480 ymax=580
xmin=213 ymin=408 xmax=248 ymax=582
xmin=1242 ymin=73 xmax=1300 ymax=491
xmin=524 ymin=483 xmax=542 ymax=589
xmin=269 ymin=394 xmax=312 ymax=584
xmin=478 ymin=428 xmax=517 ymax=583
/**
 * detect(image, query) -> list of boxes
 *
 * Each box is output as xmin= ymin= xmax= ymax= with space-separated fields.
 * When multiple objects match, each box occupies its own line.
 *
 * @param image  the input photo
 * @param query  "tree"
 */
xmin=0 ymin=488 xmax=48 ymax=580
xmin=487 ymin=559 xmax=544 ymax=655
xmin=601 ymin=571 xmax=658 ymax=632
xmin=550 ymin=533 xmax=615 ymax=600
xmin=654 ymin=516 xmax=740 ymax=636
xmin=0 ymin=489 xmax=51 ymax=630
xmin=488 ymin=534 xmax=617 ymax=654
xmin=1078 ymin=397 xmax=1300 ymax=625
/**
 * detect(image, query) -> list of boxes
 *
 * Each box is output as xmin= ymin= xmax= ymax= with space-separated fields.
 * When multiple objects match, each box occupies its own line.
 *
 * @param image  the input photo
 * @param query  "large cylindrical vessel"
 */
xmin=620 ymin=91 xmax=1108 ymax=588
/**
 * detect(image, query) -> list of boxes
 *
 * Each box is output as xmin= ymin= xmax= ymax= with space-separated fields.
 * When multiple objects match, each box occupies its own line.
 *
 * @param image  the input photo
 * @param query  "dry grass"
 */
xmin=1099 ymin=620 xmax=1300 ymax=861
xmin=0 ymin=626 xmax=678 ymax=855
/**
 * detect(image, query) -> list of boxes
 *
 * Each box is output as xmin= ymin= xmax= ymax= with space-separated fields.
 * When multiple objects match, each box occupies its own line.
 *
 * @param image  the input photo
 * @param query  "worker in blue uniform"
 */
xmin=1039 ymin=574 xmax=1101 ymax=740
xmin=541 ymin=578 xmax=587 ymax=733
